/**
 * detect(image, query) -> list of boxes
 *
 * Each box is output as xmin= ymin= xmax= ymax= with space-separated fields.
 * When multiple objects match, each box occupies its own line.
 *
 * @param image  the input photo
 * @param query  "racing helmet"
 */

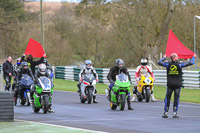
xmin=85 ymin=60 xmax=92 ymax=69
xmin=141 ymin=58 xmax=147 ymax=66
xmin=38 ymin=64 xmax=47 ymax=75
xmin=21 ymin=61 xmax=28 ymax=70
xmin=116 ymin=59 xmax=124 ymax=69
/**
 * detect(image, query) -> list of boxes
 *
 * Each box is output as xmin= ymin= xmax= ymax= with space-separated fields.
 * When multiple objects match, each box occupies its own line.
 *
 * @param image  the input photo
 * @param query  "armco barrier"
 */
xmin=55 ymin=67 xmax=104 ymax=83
xmin=0 ymin=92 xmax=14 ymax=122
xmin=55 ymin=66 xmax=200 ymax=89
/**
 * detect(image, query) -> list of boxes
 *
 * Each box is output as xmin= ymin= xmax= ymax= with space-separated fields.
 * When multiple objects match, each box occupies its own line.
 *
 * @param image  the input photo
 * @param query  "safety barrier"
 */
xmin=0 ymin=64 xmax=199 ymax=89
xmin=0 ymin=92 xmax=14 ymax=122
xmin=55 ymin=66 xmax=104 ymax=83
xmin=55 ymin=66 xmax=200 ymax=89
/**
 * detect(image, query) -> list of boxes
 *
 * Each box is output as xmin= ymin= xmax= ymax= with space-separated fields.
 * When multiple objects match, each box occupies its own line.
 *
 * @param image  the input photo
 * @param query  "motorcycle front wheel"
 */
xmin=145 ymin=89 xmax=151 ymax=102
xmin=43 ymin=96 xmax=49 ymax=114
xmin=32 ymin=103 xmax=40 ymax=113
xmin=87 ymin=89 xmax=93 ymax=104
xmin=119 ymin=94 xmax=126 ymax=111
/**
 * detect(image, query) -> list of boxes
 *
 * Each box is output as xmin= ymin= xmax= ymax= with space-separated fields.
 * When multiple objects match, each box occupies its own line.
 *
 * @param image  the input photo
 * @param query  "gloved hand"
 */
xmin=34 ymin=79 xmax=39 ymax=84
xmin=80 ymin=78 xmax=83 ymax=82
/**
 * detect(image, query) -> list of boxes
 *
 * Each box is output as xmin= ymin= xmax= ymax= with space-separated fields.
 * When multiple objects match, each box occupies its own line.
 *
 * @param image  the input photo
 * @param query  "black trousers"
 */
xmin=3 ymin=75 xmax=11 ymax=91
xmin=164 ymin=87 xmax=181 ymax=112
xmin=18 ymin=85 xmax=25 ymax=99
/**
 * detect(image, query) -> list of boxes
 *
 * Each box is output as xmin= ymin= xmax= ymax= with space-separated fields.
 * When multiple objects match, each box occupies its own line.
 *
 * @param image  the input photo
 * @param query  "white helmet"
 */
xmin=38 ymin=64 xmax=47 ymax=75
xmin=141 ymin=58 xmax=147 ymax=66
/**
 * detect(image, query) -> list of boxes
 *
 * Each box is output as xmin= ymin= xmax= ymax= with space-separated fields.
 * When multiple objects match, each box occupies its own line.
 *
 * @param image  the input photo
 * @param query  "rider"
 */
xmin=12 ymin=58 xmax=22 ymax=101
xmin=43 ymin=58 xmax=54 ymax=78
xmin=33 ymin=63 xmax=54 ymax=113
xmin=77 ymin=60 xmax=99 ymax=103
xmin=131 ymin=58 xmax=157 ymax=102
xmin=106 ymin=59 xmax=133 ymax=110
xmin=17 ymin=61 xmax=34 ymax=100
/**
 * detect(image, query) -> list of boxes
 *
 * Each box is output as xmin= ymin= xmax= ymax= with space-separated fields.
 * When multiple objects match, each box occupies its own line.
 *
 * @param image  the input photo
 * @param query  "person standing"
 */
xmin=158 ymin=53 xmax=196 ymax=118
xmin=3 ymin=56 xmax=14 ymax=91
xmin=21 ymin=53 xmax=46 ymax=75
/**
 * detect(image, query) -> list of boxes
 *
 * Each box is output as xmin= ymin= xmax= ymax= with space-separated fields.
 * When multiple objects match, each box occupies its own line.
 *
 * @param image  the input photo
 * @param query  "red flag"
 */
xmin=165 ymin=29 xmax=194 ymax=59
xmin=25 ymin=38 xmax=46 ymax=58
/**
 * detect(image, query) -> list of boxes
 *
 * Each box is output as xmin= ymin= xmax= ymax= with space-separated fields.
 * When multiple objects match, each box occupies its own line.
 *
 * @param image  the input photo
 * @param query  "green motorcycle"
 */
xmin=32 ymin=76 xmax=53 ymax=114
xmin=110 ymin=73 xmax=131 ymax=110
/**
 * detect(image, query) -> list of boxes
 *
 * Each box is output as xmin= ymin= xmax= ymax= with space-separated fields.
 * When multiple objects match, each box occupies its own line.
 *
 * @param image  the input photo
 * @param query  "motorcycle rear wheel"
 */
xmin=81 ymin=97 xmax=86 ymax=103
xmin=32 ymin=103 xmax=40 ymax=113
xmin=110 ymin=102 xmax=117 ymax=110
xmin=20 ymin=98 xmax=26 ymax=105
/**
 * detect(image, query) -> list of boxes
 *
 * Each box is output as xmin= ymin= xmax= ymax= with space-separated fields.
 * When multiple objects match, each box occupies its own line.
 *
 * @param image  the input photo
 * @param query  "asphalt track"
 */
xmin=15 ymin=91 xmax=200 ymax=133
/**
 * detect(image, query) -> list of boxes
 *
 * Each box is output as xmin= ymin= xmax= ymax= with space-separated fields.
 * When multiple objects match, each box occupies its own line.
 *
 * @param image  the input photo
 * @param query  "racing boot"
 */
xmin=151 ymin=94 xmax=157 ymax=102
xmin=77 ymin=83 xmax=81 ymax=93
xmin=127 ymin=98 xmax=134 ymax=110
xmin=173 ymin=107 xmax=179 ymax=118
xmin=48 ymin=104 xmax=55 ymax=113
xmin=131 ymin=94 xmax=137 ymax=102
xmin=93 ymin=96 xmax=98 ymax=103
xmin=105 ymin=88 xmax=111 ymax=101
xmin=162 ymin=107 xmax=169 ymax=118
xmin=131 ymin=86 xmax=137 ymax=102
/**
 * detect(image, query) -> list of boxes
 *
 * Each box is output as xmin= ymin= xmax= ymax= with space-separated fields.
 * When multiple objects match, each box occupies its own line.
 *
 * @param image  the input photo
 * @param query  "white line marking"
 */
xmin=15 ymin=119 xmax=107 ymax=133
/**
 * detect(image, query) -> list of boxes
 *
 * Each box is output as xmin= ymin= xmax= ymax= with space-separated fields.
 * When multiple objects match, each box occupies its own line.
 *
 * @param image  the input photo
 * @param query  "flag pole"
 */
xmin=40 ymin=0 xmax=44 ymax=50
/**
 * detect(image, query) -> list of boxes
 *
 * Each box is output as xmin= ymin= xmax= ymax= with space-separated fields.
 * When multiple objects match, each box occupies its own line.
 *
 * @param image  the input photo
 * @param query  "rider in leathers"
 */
xmin=13 ymin=58 xmax=22 ymax=101
xmin=77 ymin=60 xmax=99 ymax=103
xmin=131 ymin=58 xmax=157 ymax=102
xmin=17 ymin=62 xmax=35 ymax=100
xmin=34 ymin=63 xmax=54 ymax=113
xmin=106 ymin=59 xmax=133 ymax=110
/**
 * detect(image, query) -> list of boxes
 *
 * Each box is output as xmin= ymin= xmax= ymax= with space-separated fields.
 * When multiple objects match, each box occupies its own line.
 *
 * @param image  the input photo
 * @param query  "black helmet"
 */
xmin=141 ymin=58 xmax=147 ymax=66
xmin=43 ymin=59 xmax=48 ymax=64
xmin=116 ymin=59 xmax=124 ymax=69
xmin=85 ymin=60 xmax=92 ymax=69
xmin=21 ymin=61 xmax=28 ymax=70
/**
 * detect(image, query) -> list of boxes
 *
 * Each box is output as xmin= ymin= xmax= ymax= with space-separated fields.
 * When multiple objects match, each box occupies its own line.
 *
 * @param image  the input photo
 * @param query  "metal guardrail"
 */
xmin=1 ymin=64 xmax=199 ymax=89
xmin=55 ymin=66 xmax=104 ymax=83
xmin=55 ymin=67 xmax=200 ymax=89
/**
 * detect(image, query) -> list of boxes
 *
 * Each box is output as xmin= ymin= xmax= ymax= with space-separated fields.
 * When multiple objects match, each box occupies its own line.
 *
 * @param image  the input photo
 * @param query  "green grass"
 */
xmin=0 ymin=121 xmax=94 ymax=133
xmin=54 ymin=79 xmax=200 ymax=103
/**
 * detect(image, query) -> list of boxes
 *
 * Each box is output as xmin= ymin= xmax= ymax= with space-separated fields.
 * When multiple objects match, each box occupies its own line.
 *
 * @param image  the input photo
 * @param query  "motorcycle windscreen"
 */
xmin=83 ymin=74 xmax=95 ymax=82
xmin=117 ymin=73 xmax=128 ymax=82
xmin=20 ymin=74 xmax=33 ymax=86
xmin=39 ymin=77 xmax=53 ymax=88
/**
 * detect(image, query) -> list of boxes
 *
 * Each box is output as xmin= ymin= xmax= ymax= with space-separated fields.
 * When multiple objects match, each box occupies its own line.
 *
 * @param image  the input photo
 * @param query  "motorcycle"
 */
xmin=32 ymin=76 xmax=53 ymax=113
xmin=110 ymin=73 xmax=131 ymax=111
xmin=18 ymin=74 xmax=33 ymax=106
xmin=136 ymin=74 xmax=154 ymax=102
xmin=79 ymin=74 xmax=96 ymax=104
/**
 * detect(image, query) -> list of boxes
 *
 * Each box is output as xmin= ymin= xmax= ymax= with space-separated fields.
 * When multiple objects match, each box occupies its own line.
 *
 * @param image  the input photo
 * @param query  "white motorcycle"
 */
xmin=80 ymin=74 xmax=96 ymax=104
